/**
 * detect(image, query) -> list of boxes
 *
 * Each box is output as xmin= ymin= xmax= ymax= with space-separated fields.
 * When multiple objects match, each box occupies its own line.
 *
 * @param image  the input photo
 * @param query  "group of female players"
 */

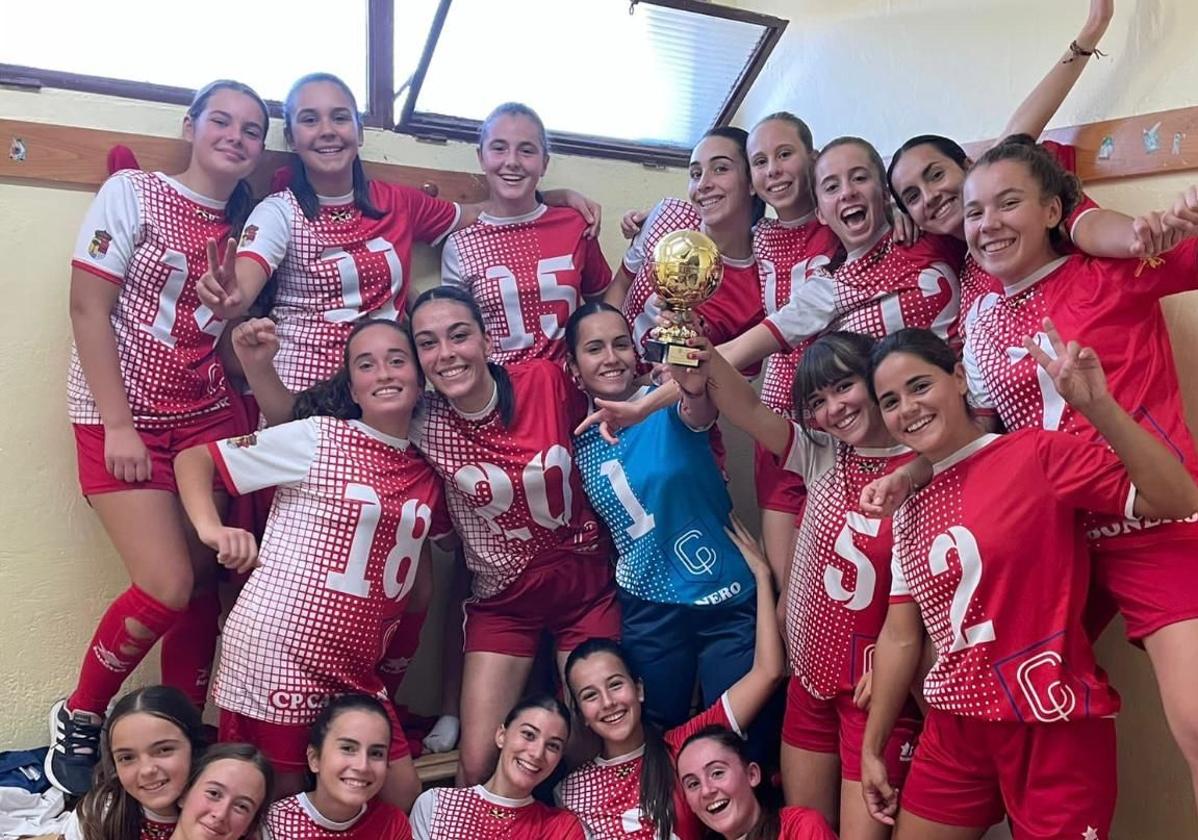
xmin=41 ymin=0 xmax=1198 ymax=837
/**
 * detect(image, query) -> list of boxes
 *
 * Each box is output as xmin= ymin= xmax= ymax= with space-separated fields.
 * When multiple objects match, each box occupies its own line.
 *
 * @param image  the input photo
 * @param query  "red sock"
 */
xmin=160 ymin=589 xmax=222 ymax=709
xmin=379 ymin=611 xmax=428 ymax=700
xmin=68 ymin=586 xmax=180 ymax=715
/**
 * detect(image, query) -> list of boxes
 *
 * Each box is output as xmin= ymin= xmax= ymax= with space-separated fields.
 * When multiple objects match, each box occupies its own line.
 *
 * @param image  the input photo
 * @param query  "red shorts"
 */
xmin=781 ymin=677 xmax=920 ymax=783
xmin=463 ymin=550 xmax=620 ymax=657
xmin=754 ymin=442 xmax=807 ymax=515
xmin=74 ymin=411 xmax=239 ymax=496
xmin=1090 ymin=526 xmax=1198 ymax=642
xmin=900 ymin=709 xmax=1115 ymax=838
xmin=219 ymin=702 xmax=410 ymax=773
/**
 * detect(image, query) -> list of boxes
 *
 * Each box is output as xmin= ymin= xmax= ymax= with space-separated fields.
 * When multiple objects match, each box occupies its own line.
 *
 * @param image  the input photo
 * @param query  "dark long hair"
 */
xmin=76 ymin=686 xmax=206 ymax=840
xmin=564 ymin=639 xmax=677 ymax=840
xmin=291 ymin=318 xmax=421 ymax=421
xmin=187 ymin=79 xmax=269 ymax=234
xmin=886 ymin=134 xmax=969 ymax=215
xmin=867 ymin=328 xmax=960 ymax=404
xmin=283 ymin=72 xmax=383 ymax=222
xmin=697 ymin=126 xmax=766 ymax=226
xmin=794 ymin=331 xmax=877 ymax=441
xmin=408 ymin=285 xmax=516 ymax=426
xmin=183 ymin=743 xmax=274 ymax=836
xmin=677 ymin=726 xmax=781 ymax=840
xmin=970 ymin=133 xmax=1082 ymax=249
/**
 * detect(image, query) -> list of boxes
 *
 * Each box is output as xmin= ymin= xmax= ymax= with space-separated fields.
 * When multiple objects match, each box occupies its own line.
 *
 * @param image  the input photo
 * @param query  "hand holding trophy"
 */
xmin=644 ymin=229 xmax=723 ymax=367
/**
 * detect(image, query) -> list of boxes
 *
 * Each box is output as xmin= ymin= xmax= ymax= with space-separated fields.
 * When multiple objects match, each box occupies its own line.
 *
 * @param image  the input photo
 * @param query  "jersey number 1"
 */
xmin=326 ymin=485 xmax=432 ymax=602
xmin=140 ymin=248 xmax=223 ymax=348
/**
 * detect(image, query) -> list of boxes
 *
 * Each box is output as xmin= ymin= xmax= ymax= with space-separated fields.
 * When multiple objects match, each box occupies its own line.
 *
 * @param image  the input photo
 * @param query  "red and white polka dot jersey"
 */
xmin=776 ymin=806 xmax=837 ymax=839
xmin=890 ymin=431 xmax=1133 ymax=723
xmin=442 ymin=205 xmax=612 ymax=364
xmin=753 ymin=214 xmax=842 ymax=417
xmin=209 ymin=416 xmax=448 ymax=725
xmin=411 ymin=785 xmax=584 ymax=840
xmin=763 ymin=227 xmax=964 ymax=351
xmin=556 ymin=694 xmax=740 ymax=840
xmin=963 ymin=243 xmax=1198 ymax=547
xmin=411 ymin=360 xmax=605 ymax=599
xmin=265 ymin=794 xmax=413 ymax=840
xmin=238 ymin=182 xmax=459 ymax=391
xmin=69 ymin=170 xmax=231 ymax=427
xmin=620 ymin=198 xmax=764 ymax=354
xmin=780 ymin=424 xmax=913 ymax=699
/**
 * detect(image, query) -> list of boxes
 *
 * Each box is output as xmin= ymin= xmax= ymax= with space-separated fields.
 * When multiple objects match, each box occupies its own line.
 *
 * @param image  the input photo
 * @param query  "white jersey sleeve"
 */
xmin=409 ymin=789 xmax=437 ymax=840
xmin=621 ymin=200 xmax=669 ymax=276
xmin=61 ymin=810 xmax=84 ymax=840
xmin=780 ymin=421 xmax=837 ymax=482
xmin=762 ymin=272 xmax=839 ymax=349
xmin=71 ymin=172 xmax=141 ymax=283
xmin=237 ymin=193 xmax=293 ymax=274
xmin=210 ymin=417 xmax=321 ymax=495
xmin=889 ymin=543 xmax=911 ymax=598
xmin=962 ymin=337 xmax=996 ymax=411
xmin=440 ymin=235 xmax=467 ymax=289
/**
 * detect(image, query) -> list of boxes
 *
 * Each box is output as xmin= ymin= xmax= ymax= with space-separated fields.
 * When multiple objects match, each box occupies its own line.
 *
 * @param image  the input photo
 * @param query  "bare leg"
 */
xmin=781 ymin=744 xmax=839 ymax=825
xmin=1143 ymin=618 xmax=1198 ymax=812
xmin=456 ymin=651 xmax=535 ymax=785
xmin=380 ymin=755 xmax=422 ymax=812
xmin=895 ymin=811 xmax=986 ymax=840
xmin=840 ymin=778 xmax=895 ymax=840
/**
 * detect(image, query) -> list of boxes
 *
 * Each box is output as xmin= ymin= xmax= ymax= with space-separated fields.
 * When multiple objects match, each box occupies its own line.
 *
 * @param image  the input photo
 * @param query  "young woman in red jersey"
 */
xmin=198 ymin=74 xmax=599 ymax=393
xmin=744 ymin=112 xmax=843 ymax=593
xmin=681 ymin=332 xmax=917 ymax=838
xmin=176 ymin=319 xmax=446 ymax=811
xmin=607 ymin=126 xmax=766 ymax=356
xmin=50 ymin=79 xmax=269 ymax=798
xmin=410 ymin=696 xmax=586 ymax=840
xmin=442 ymin=102 xmax=612 ymax=365
xmin=405 ymin=285 xmax=620 ymax=785
xmin=65 ymin=686 xmax=205 ymax=840
xmin=861 ymin=327 xmax=1198 ymax=839
xmin=264 ymin=695 xmax=413 ymax=840
xmin=168 ymin=743 xmax=273 ymax=840
xmin=556 ymin=517 xmax=783 ymax=840
xmin=676 ymin=727 xmax=835 ymax=840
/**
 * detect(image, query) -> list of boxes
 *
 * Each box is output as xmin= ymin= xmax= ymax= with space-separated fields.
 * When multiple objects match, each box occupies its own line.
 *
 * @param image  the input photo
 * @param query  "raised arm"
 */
xmin=998 ymin=0 xmax=1113 ymax=142
xmin=1028 ymin=317 xmax=1198 ymax=519
xmin=693 ymin=341 xmax=790 ymax=456
xmin=724 ymin=518 xmax=786 ymax=728
xmin=231 ymin=319 xmax=297 ymax=426
xmin=195 ymin=239 xmax=271 ymax=321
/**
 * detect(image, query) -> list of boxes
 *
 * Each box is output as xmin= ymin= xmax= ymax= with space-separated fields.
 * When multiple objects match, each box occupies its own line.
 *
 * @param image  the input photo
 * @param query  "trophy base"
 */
xmin=645 ymin=339 xmax=700 ymax=368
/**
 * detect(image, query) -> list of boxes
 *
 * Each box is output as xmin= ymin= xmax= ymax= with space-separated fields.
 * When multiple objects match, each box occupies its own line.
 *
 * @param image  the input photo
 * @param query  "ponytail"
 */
xmin=641 ymin=722 xmax=678 ymax=840
xmin=352 ymin=157 xmax=384 ymax=220
xmin=225 ymin=178 xmax=256 ymax=236
xmin=487 ymin=361 xmax=517 ymax=427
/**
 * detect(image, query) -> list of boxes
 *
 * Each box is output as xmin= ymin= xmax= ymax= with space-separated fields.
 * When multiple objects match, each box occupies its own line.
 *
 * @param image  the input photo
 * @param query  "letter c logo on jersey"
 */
xmin=1014 ymin=650 xmax=1076 ymax=723
xmin=269 ymin=690 xmax=328 ymax=712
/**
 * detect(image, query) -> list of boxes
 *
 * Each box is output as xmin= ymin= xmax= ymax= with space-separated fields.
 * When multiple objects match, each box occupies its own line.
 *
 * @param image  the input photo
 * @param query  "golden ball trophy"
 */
xmin=644 ymin=229 xmax=723 ymax=368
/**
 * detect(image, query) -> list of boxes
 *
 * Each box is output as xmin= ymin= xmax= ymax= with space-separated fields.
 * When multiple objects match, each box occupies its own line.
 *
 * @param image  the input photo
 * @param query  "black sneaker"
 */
xmin=44 ymin=699 xmax=103 ymax=796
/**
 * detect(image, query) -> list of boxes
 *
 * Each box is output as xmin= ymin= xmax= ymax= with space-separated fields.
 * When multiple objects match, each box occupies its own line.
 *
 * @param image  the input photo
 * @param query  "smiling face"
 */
xmin=890 ymin=143 xmax=968 ymax=237
xmin=677 ymin=738 xmax=762 ymax=839
xmin=748 ymin=118 xmax=815 ymax=220
xmin=815 ymin=142 xmax=889 ymax=252
xmin=494 ymin=707 xmax=569 ymax=795
xmin=346 ymin=323 xmax=421 ymax=431
xmin=411 ymin=298 xmax=495 ymax=412
xmin=174 ymin=759 xmax=265 ymax=840
xmin=478 ymin=112 xmax=548 ymax=214
xmin=286 ymin=80 xmax=363 ymax=194
xmin=567 ymin=651 xmax=645 ymax=754
xmin=568 ymin=310 xmax=638 ymax=401
xmin=307 ymin=709 xmax=390 ymax=817
xmin=805 ymin=374 xmax=888 ymax=448
xmin=108 ymin=713 xmax=192 ymax=817
xmin=688 ymin=135 xmax=754 ymax=230
xmin=963 ymin=159 xmax=1062 ymax=283
xmin=872 ymin=351 xmax=973 ymax=463
xmin=184 ymin=88 xmax=267 ymax=187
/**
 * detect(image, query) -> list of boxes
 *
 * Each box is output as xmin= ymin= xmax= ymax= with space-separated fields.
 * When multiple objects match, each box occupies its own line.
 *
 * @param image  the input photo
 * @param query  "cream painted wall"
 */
xmin=0 ymin=85 xmax=685 ymax=749
xmin=732 ymin=1 xmax=1198 ymax=837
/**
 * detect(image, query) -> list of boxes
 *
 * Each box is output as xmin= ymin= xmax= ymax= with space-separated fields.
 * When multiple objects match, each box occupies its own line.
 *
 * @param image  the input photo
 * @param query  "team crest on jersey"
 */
xmin=195 ymin=207 xmax=220 ymax=223
xmin=88 ymin=230 xmax=113 ymax=258
xmin=226 ymin=433 xmax=258 ymax=449
xmin=327 ymin=207 xmax=356 ymax=223
xmin=240 ymin=224 xmax=258 ymax=246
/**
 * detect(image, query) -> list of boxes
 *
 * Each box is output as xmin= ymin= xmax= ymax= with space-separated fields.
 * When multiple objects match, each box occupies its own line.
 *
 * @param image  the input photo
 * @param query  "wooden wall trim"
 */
xmin=0 ymin=119 xmax=488 ymax=202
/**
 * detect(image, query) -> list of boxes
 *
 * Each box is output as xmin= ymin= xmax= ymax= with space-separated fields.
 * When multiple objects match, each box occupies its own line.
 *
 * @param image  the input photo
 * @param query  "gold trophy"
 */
xmin=645 ymin=229 xmax=723 ymax=367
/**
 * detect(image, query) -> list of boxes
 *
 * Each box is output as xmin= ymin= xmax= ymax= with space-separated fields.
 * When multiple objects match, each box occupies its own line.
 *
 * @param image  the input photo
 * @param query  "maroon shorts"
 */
xmin=219 ymin=702 xmax=410 ymax=773
xmin=781 ymin=677 xmax=920 ymax=783
xmin=754 ymin=441 xmax=807 ymax=515
xmin=463 ymin=550 xmax=620 ymax=657
xmin=74 ymin=410 xmax=239 ymax=496
xmin=1090 ymin=524 xmax=1198 ymax=642
xmin=900 ymin=709 xmax=1115 ymax=837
